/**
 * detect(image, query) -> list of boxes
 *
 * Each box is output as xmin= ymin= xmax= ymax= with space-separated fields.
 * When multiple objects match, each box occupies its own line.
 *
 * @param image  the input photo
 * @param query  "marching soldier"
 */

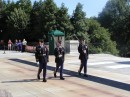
xmin=54 ymin=41 xmax=65 ymax=80
xmin=35 ymin=40 xmax=49 ymax=82
xmin=78 ymin=38 xmax=89 ymax=77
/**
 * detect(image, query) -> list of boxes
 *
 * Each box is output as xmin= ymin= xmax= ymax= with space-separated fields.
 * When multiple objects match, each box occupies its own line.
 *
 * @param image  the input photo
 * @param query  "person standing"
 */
xmin=18 ymin=40 xmax=22 ymax=52
xmin=0 ymin=40 xmax=4 ymax=50
xmin=54 ymin=41 xmax=65 ymax=80
xmin=35 ymin=40 xmax=49 ymax=82
xmin=8 ymin=39 xmax=12 ymax=50
xmin=78 ymin=38 xmax=89 ymax=77
xmin=22 ymin=39 xmax=27 ymax=52
xmin=14 ymin=39 xmax=18 ymax=51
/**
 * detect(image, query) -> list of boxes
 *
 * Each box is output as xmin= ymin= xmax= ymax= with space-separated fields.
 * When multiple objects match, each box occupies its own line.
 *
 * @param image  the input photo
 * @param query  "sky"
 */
xmin=11 ymin=0 xmax=109 ymax=17
xmin=53 ymin=0 xmax=109 ymax=17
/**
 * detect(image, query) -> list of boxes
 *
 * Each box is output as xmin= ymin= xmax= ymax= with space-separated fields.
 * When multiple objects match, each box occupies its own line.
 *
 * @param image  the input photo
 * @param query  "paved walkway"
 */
xmin=0 ymin=50 xmax=130 ymax=97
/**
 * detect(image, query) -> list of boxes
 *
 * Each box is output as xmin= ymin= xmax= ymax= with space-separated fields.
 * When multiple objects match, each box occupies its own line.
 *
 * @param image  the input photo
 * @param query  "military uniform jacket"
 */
xmin=54 ymin=47 xmax=65 ymax=63
xmin=35 ymin=45 xmax=49 ymax=64
xmin=78 ymin=44 xmax=88 ymax=61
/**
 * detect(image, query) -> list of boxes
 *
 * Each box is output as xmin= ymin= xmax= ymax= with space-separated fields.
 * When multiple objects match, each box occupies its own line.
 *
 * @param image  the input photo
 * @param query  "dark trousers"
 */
xmin=0 ymin=45 xmax=2 ymax=50
xmin=15 ymin=46 xmax=18 ymax=51
xmin=18 ymin=46 xmax=22 ymax=52
xmin=55 ymin=61 xmax=64 ymax=77
xmin=79 ymin=59 xmax=87 ymax=74
xmin=22 ymin=45 xmax=26 ymax=52
xmin=37 ymin=63 xmax=47 ymax=79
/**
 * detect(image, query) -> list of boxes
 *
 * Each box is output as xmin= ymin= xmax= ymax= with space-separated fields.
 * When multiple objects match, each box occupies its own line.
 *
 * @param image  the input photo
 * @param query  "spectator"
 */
xmin=18 ymin=40 xmax=22 ymax=52
xmin=8 ymin=39 xmax=12 ymax=50
xmin=0 ymin=40 xmax=4 ymax=50
xmin=14 ymin=39 xmax=18 ymax=51
xmin=22 ymin=39 xmax=27 ymax=52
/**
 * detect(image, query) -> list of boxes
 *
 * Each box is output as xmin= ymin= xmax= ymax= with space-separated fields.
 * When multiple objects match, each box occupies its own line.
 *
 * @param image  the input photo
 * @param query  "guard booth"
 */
xmin=48 ymin=30 xmax=65 ymax=55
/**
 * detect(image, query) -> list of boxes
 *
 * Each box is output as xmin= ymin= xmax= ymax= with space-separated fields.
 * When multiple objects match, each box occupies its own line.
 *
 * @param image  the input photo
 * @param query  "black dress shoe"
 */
xmin=60 ymin=77 xmax=65 ymax=80
xmin=54 ymin=72 xmax=57 ymax=78
xmin=43 ymin=79 xmax=47 ymax=82
xmin=78 ymin=71 xmax=81 ymax=75
xmin=84 ymin=74 xmax=88 ymax=77
xmin=37 ymin=75 xmax=40 ymax=80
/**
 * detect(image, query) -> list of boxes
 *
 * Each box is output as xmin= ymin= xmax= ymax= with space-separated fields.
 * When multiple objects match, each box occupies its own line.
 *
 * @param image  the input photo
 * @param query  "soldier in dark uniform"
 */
xmin=35 ymin=40 xmax=49 ymax=82
xmin=54 ymin=41 xmax=65 ymax=80
xmin=78 ymin=38 xmax=89 ymax=77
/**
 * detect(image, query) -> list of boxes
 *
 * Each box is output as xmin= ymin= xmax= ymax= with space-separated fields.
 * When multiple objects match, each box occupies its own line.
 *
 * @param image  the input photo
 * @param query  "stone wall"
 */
xmin=65 ymin=40 xmax=79 ymax=54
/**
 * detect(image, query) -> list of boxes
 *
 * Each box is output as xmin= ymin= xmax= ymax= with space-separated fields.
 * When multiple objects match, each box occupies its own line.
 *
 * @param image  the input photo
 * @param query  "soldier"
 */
xmin=35 ymin=40 xmax=49 ymax=82
xmin=54 ymin=41 xmax=65 ymax=80
xmin=78 ymin=38 xmax=89 ymax=77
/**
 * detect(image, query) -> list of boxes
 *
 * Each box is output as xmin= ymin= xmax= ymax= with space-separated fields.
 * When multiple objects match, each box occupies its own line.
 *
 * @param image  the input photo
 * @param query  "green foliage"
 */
xmin=30 ymin=0 xmax=44 ymax=41
xmin=7 ymin=7 xmax=29 ymax=30
xmin=42 ymin=0 xmax=58 ymax=37
xmin=98 ymin=0 xmax=130 ymax=56
xmin=0 ymin=0 xmax=3 ymax=39
xmin=6 ymin=7 xmax=30 ymax=40
xmin=0 ymin=0 xmax=1 ymax=4
xmin=16 ymin=0 xmax=32 ymax=13
xmin=0 ymin=0 xmax=16 ymax=40
xmin=87 ymin=19 xmax=118 ymax=55
xmin=70 ymin=3 xmax=89 ymax=41
xmin=0 ymin=0 xmax=3 ymax=20
xmin=0 ymin=0 xmax=125 ymax=56
xmin=56 ymin=3 xmax=73 ymax=40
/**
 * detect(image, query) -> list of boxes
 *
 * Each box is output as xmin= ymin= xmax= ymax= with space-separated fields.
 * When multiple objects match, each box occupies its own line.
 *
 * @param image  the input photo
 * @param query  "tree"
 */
xmin=0 ymin=0 xmax=16 ymax=40
xmin=0 ymin=0 xmax=3 ymax=27
xmin=7 ymin=7 xmax=29 ymax=39
xmin=56 ymin=3 xmax=73 ymax=39
xmin=0 ymin=0 xmax=1 ymax=5
xmin=98 ymin=0 xmax=130 ymax=56
xmin=0 ymin=0 xmax=3 ymax=39
xmin=87 ymin=19 xmax=118 ymax=55
xmin=70 ymin=3 xmax=89 ymax=41
xmin=41 ymin=0 xmax=58 ymax=40
xmin=30 ymin=0 xmax=44 ymax=41
xmin=16 ymin=0 xmax=32 ymax=13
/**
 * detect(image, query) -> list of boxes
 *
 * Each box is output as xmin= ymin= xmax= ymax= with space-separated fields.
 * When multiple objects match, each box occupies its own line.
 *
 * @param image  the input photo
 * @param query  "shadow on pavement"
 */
xmin=117 ymin=61 xmax=130 ymax=65
xmin=2 ymin=78 xmax=39 ymax=83
xmin=5 ymin=58 xmax=130 ymax=91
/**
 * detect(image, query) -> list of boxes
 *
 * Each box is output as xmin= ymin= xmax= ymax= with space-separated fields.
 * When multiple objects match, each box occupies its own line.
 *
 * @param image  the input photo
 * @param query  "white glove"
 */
xmin=84 ymin=50 xmax=86 ymax=53
xmin=36 ymin=62 xmax=39 ymax=66
xmin=59 ymin=54 xmax=62 ymax=58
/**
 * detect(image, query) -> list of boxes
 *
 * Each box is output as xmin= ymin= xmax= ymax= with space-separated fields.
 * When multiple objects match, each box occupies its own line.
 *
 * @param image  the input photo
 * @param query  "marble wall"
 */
xmin=65 ymin=40 xmax=79 ymax=54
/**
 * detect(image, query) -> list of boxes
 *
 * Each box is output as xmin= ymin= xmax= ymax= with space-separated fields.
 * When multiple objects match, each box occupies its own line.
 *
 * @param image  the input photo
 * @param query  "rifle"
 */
xmin=73 ymin=33 xmax=79 ymax=41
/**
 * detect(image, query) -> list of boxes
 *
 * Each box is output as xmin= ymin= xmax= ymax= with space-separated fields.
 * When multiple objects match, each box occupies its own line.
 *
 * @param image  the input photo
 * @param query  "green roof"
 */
xmin=48 ymin=30 xmax=65 ymax=36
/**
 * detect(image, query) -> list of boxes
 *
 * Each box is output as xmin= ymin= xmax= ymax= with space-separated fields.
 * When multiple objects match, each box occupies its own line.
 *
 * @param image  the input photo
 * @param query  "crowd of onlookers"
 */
xmin=0 ymin=39 xmax=27 ymax=52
